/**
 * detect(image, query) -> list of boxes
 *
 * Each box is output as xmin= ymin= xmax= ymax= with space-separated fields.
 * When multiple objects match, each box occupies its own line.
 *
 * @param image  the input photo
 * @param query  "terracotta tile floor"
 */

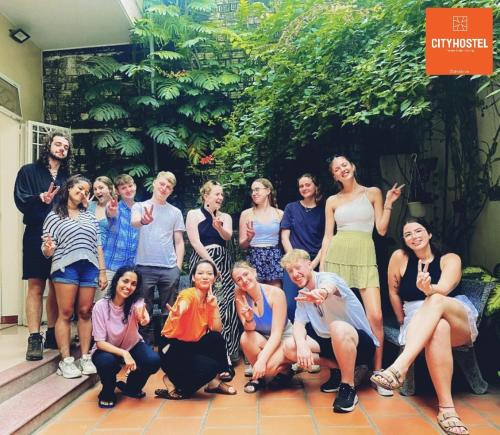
xmin=37 ymin=364 xmax=500 ymax=434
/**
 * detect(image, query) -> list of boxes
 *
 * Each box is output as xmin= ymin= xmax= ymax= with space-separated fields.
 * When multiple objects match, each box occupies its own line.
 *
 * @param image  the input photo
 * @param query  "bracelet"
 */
xmin=384 ymin=206 xmax=392 ymax=210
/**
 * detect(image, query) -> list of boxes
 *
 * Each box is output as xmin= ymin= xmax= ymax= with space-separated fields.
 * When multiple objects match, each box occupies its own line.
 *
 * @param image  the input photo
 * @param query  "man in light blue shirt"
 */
xmin=281 ymin=249 xmax=377 ymax=413
xmin=132 ymin=171 xmax=185 ymax=345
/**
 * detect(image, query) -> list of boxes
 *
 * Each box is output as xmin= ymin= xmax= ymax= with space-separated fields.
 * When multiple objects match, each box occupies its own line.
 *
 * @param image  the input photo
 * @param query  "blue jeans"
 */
xmin=92 ymin=341 xmax=161 ymax=400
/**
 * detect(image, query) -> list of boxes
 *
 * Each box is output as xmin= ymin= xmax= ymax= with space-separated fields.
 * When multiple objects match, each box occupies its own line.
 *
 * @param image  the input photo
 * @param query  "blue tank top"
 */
xmin=198 ymin=207 xmax=225 ymax=247
xmin=250 ymin=218 xmax=280 ymax=246
xmin=246 ymin=285 xmax=273 ymax=335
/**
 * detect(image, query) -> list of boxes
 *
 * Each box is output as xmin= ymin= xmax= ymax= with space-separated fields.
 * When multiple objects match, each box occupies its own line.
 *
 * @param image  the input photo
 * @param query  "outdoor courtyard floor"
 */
xmin=36 ymin=363 xmax=499 ymax=434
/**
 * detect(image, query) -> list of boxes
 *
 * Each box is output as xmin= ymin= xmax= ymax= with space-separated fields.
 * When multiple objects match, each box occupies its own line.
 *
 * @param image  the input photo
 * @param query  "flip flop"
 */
xmin=219 ymin=366 xmax=235 ymax=382
xmin=116 ymin=381 xmax=146 ymax=399
xmin=204 ymin=381 xmax=237 ymax=395
xmin=154 ymin=388 xmax=185 ymax=400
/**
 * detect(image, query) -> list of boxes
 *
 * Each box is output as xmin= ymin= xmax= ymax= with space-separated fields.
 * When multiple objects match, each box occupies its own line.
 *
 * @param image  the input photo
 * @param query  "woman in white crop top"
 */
xmin=239 ymin=178 xmax=284 ymax=288
xmin=319 ymin=155 xmax=404 ymax=396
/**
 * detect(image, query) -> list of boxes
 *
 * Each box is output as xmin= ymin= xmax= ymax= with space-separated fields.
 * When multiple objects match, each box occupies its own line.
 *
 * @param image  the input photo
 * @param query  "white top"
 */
xmin=335 ymin=192 xmax=374 ymax=233
xmin=133 ymin=199 xmax=185 ymax=268
xmin=294 ymin=272 xmax=379 ymax=346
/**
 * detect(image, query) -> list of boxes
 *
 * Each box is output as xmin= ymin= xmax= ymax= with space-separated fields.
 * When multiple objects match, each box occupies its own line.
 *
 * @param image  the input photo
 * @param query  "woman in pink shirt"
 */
xmin=91 ymin=266 xmax=161 ymax=408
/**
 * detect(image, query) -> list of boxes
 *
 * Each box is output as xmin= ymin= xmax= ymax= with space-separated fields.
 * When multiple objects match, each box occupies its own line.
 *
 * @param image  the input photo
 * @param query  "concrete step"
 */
xmin=0 ymin=372 xmax=98 ymax=435
xmin=0 ymin=350 xmax=60 ymax=404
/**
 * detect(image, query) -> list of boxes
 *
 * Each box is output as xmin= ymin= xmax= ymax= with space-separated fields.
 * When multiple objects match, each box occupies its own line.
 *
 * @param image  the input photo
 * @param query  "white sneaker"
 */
xmin=79 ymin=354 xmax=97 ymax=375
xmin=57 ymin=356 xmax=82 ymax=379
xmin=371 ymin=371 xmax=394 ymax=396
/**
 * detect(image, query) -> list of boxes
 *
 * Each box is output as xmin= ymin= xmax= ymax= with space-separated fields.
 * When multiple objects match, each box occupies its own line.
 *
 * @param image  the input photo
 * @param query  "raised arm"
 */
xmin=213 ymin=212 xmax=233 ymax=241
xmin=319 ymin=196 xmax=336 ymax=271
xmin=417 ymin=253 xmax=462 ymax=297
xmin=387 ymin=250 xmax=405 ymax=325
xmin=372 ymin=184 xmax=404 ymax=236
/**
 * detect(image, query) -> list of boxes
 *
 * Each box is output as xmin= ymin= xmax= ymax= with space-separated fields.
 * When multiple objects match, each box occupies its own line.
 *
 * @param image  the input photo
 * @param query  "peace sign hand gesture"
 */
xmin=237 ymin=295 xmax=253 ymax=322
xmin=246 ymin=221 xmax=255 ymax=241
xmin=40 ymin=183 xmax=60 ymax=205
xmin=385 ymin=183 xmax=405 ymax=206
xmin=206 ymin=289 xmax=218 ymax=308
xmin=82 ymin=193 xmax=93 ymax=209
xmin=135 ymin=303 xmax=149 ymax=326
xmin=140 ymin=205 xmax=154 ymax=225
xmin=107 ymin=195 xmax=118 ymax=216
xmin=416 ymin=260 xmax=432 ymax=296
xmin=41 ymin=233 xmax=56 ymax=257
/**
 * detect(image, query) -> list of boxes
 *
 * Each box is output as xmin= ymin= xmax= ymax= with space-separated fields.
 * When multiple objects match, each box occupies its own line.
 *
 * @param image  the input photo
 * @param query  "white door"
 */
xmin=0 ymin=112 xmax=23 ymax=325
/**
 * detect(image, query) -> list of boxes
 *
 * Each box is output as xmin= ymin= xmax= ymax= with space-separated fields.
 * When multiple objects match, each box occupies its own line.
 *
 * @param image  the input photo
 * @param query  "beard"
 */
xmin=49 ymin=150 xmax=67 ymax=162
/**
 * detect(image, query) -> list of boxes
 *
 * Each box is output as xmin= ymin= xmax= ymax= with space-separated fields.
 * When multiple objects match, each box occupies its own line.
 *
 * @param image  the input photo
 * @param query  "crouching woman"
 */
xmin=91 ymin=266 xmax=161 ymax=408
xmin=155 ymin=260 xmax=237 ymax=399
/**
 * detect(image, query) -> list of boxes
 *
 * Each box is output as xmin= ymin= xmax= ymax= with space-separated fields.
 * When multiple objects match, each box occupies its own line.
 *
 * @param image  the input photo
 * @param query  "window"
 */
xmin=0 ymin=73 xmax=22 ymax=119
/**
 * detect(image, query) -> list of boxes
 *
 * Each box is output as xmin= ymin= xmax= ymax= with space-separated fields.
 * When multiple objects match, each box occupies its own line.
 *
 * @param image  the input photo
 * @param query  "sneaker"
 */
xmin=371 ymin=371 xmax=394 ymax=396
xmin=57 ymin=357 xmax=82 ymax=379
xmin=321 ymin=368 xmax=341 ymax=393
xmin=44 ymin=328 xmax=58 ymax=349
xmin=79 ymin=354 xmax=97 ymax=375
xmin=26 ymin=333 xmax=44 ymax=361
xmin=333 ymin=383 xmax=358 ymax=413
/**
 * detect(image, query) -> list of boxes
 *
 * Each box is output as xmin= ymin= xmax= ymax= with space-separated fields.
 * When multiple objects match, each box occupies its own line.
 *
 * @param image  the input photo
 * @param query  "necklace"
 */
xmin=49 ymin=167 xmax=58 ymax=180
xmin=300 ymin=201 xmax=316 ymax=213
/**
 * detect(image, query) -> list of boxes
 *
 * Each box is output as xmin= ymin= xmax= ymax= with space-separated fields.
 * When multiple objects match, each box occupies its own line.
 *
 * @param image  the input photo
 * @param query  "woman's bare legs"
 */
xmin=359 ymin=287 xmax=383 ymax=370
xmin=390 ymin=294 xmax=471 ymax=379
xmin=76 ymin=286 xmax=96 ymax=355
xmin=425 ymin=318 xmax=468 ymax=434
xmin=54 ymin=283 xmax=78 ymax=358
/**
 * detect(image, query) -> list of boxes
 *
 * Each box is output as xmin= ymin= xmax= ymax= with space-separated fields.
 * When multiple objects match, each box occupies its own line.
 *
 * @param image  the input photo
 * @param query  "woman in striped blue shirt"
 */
xmin=42 ymin=175 xmax=107 ymax=379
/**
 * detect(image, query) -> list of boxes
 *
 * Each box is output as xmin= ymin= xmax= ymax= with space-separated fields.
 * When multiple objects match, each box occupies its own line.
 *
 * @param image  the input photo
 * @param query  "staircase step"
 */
xmin=0 ymin=372 xmax=98 ymax=435
xmin=0 ymin=350 xmax=60 ymax=404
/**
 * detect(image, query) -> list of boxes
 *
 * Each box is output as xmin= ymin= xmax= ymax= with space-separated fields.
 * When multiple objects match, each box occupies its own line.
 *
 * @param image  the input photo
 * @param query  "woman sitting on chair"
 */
xmin=233 ymin=261 xmax=294 ymax=393
xmin=155 ymin=260 xmax=237 ymax=399
xmin=371 ymin=218 xmax=477 ymax=435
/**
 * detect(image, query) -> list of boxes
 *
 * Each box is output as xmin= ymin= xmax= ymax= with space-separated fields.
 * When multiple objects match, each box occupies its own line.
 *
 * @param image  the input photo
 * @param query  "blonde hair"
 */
xmin=252 ymin=178 xmax=277 ymax=208
xmin=114 ymin=174 xmax=134 ymax=187
xmin=280 ymin=249 xmax=311 ymax=269
xmin=94 ymin=176 xmax=115 ymax=196
xmin=156 ymin=171 xmax=177 ymax=186
xmin=231 ymin=261 xmax=256 ymax=276
xmin=199 ymin=180 xmax=222 ymax=204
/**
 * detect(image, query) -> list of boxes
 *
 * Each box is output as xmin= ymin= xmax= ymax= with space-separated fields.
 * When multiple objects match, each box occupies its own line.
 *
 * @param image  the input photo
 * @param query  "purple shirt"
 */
xmin=91 ymin=298 xmax=144 ymax=353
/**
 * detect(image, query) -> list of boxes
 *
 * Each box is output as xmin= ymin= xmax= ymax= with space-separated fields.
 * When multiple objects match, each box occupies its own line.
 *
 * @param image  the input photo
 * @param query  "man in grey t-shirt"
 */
xmin=281 ymin=249 xmax=377 ymax=413
xmin=132 ymin=171 xmax=185 ymax=345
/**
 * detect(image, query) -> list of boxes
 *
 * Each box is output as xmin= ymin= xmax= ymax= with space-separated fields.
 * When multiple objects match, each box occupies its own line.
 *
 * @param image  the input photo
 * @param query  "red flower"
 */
xmin=200 ymin=154 xmax=215 ymax=165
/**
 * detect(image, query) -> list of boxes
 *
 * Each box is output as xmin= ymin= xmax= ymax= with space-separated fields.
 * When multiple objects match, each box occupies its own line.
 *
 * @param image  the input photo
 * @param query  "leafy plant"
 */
xmin=80 ymin=0 xmax=244 ymax=184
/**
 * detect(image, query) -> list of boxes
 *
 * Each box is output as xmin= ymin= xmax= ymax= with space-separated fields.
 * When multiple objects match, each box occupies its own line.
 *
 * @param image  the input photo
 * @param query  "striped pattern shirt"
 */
xmin=43 ymin=210 xmax=101 ymax=274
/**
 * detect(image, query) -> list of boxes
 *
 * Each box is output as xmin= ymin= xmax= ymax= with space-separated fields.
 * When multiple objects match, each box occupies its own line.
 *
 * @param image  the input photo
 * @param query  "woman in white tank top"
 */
xmin=319 ymin=155 xmax=404 ymax=396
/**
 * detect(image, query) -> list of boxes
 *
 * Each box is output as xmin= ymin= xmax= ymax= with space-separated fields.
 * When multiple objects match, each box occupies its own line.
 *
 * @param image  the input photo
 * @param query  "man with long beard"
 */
xmin=14 ymin=131 xmax=72 ymax=360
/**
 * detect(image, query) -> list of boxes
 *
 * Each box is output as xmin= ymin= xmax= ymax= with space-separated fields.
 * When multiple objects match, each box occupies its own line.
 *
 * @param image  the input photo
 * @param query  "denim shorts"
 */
xmin=51 ymin=260 xmax=99 ymax=287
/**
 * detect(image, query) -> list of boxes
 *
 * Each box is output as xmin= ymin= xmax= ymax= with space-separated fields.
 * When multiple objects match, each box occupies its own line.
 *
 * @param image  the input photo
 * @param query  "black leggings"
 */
xmin=159 ymin=331 xmax=229 ymax=397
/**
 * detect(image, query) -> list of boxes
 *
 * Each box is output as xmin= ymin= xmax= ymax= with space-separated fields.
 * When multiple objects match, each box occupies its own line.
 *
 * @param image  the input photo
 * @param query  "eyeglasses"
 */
xmin=250 ymin=187 xmax=268 ymax=193
xmin=403 ymin=228 xmax=426 ymax=239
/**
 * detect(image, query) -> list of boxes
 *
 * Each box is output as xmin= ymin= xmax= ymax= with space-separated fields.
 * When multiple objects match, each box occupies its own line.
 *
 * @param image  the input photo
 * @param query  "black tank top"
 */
xmin=198 ymin=207 xmax=225 ymax=248
xmin=399 ymin=254 xmax=457 ymax=302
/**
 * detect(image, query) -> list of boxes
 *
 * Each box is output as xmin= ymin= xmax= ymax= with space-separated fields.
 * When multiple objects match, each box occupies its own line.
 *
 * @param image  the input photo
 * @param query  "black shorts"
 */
xmin=305 ymin=322 xmax=375 ymax=365
xmin=22 ymin=226 xmax=51 ymax=280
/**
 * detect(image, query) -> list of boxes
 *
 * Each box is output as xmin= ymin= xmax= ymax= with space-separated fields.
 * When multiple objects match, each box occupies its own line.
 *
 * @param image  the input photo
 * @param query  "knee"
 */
xmin=77 ymin=306 xmax=93 ymax=320
xmin=427 ymin=293 xmax=446 ymax=308
xmin=58 ymin=306 xmax=74 ymax=320
xmin=366 ymin=310 xmax=383 ymax=328
xmin=330 ymin=321 xmax=356 ymax=346
xmin=142 ymin=354 xmax=162 ymax=374
xmin=240 ymin=331 xmax=250 ymax=347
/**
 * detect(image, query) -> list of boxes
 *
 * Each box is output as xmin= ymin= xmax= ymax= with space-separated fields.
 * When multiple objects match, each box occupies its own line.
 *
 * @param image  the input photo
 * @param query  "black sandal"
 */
xmin=244 ymin=379 xmax=265 ymax=394
xmin=219 ymin=366 xmax=235 ymax=382
xmin=98 ymin=393 xmax=116 ymax=408
xmin=154 ymin=388 xmax=185 ymax=400
xmin=116 ymin=381 xmax=146 ymax=399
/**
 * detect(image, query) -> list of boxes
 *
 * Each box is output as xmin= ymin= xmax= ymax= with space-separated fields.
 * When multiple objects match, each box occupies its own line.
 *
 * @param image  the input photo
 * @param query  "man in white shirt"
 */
xmin=281 ymin=249 xmax=378 ymax=413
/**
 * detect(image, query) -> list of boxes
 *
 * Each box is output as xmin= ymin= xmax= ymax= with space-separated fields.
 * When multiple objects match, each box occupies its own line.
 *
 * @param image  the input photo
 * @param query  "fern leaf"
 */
xmin=94 ymin=130 xmax=125 ymax=149
xmin=219 ymin=72 xmax=241 ymax=85
xmin=115 ymin=135 xmax=144 ymax=156
xmin=89 ymin=104 xmax=128 ymax=122
xmin=82 ymin=56 xmax=121 ymax=79
xmin=124 ymin=164 xmax=151 ymax=178
xmin=181 ymin=37 xmax=207 ymax=48
xmin=84 ymin=80 xmax=122 ymax=102
xmin=152 ymin=51 xmax=184 ymax=61
xmin=190 ymin=71 xmax=219 ymax=91
xmin=131 ymin=96 xmax=160 ymax=108
xmin=119 ymin=64 xmax=155 ymax=77
xmin=147 ymin=124 xmax=178 ymax=144
xmin=178 ymin=104 xmax=195 ymax=117
xmin=146 ymin=4 xmax=180 ymax=17
xmin=187 ymin=0 xmax=216 ymax=13
xmin=157 ymin=80 xmax=181 ymax=100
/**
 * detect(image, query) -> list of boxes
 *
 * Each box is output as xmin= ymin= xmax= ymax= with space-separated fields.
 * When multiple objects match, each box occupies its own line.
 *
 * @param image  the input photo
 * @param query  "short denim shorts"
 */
xmin=51 ymin=260 xmax=99 ymax=288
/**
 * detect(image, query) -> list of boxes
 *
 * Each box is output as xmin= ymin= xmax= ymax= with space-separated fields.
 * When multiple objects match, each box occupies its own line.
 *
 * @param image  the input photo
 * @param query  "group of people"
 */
xmin=14 ymin=132 xmax=477 ymax=433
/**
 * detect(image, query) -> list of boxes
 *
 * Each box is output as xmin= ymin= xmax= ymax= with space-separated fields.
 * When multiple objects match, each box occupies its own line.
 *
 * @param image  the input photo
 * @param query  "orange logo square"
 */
xmin=426 ymin=8 xmax=493 ymax=75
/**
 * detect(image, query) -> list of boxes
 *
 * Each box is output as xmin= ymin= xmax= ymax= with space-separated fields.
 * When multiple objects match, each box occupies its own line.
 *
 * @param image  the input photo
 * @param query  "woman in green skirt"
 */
xmin=320 ymin=155 xmax=404 ymax=396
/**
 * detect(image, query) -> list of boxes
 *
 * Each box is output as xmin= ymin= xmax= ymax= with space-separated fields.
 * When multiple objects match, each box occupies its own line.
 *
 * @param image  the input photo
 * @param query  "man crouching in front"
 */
xmin=281 ymin=249 xmax=378 ymax=413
